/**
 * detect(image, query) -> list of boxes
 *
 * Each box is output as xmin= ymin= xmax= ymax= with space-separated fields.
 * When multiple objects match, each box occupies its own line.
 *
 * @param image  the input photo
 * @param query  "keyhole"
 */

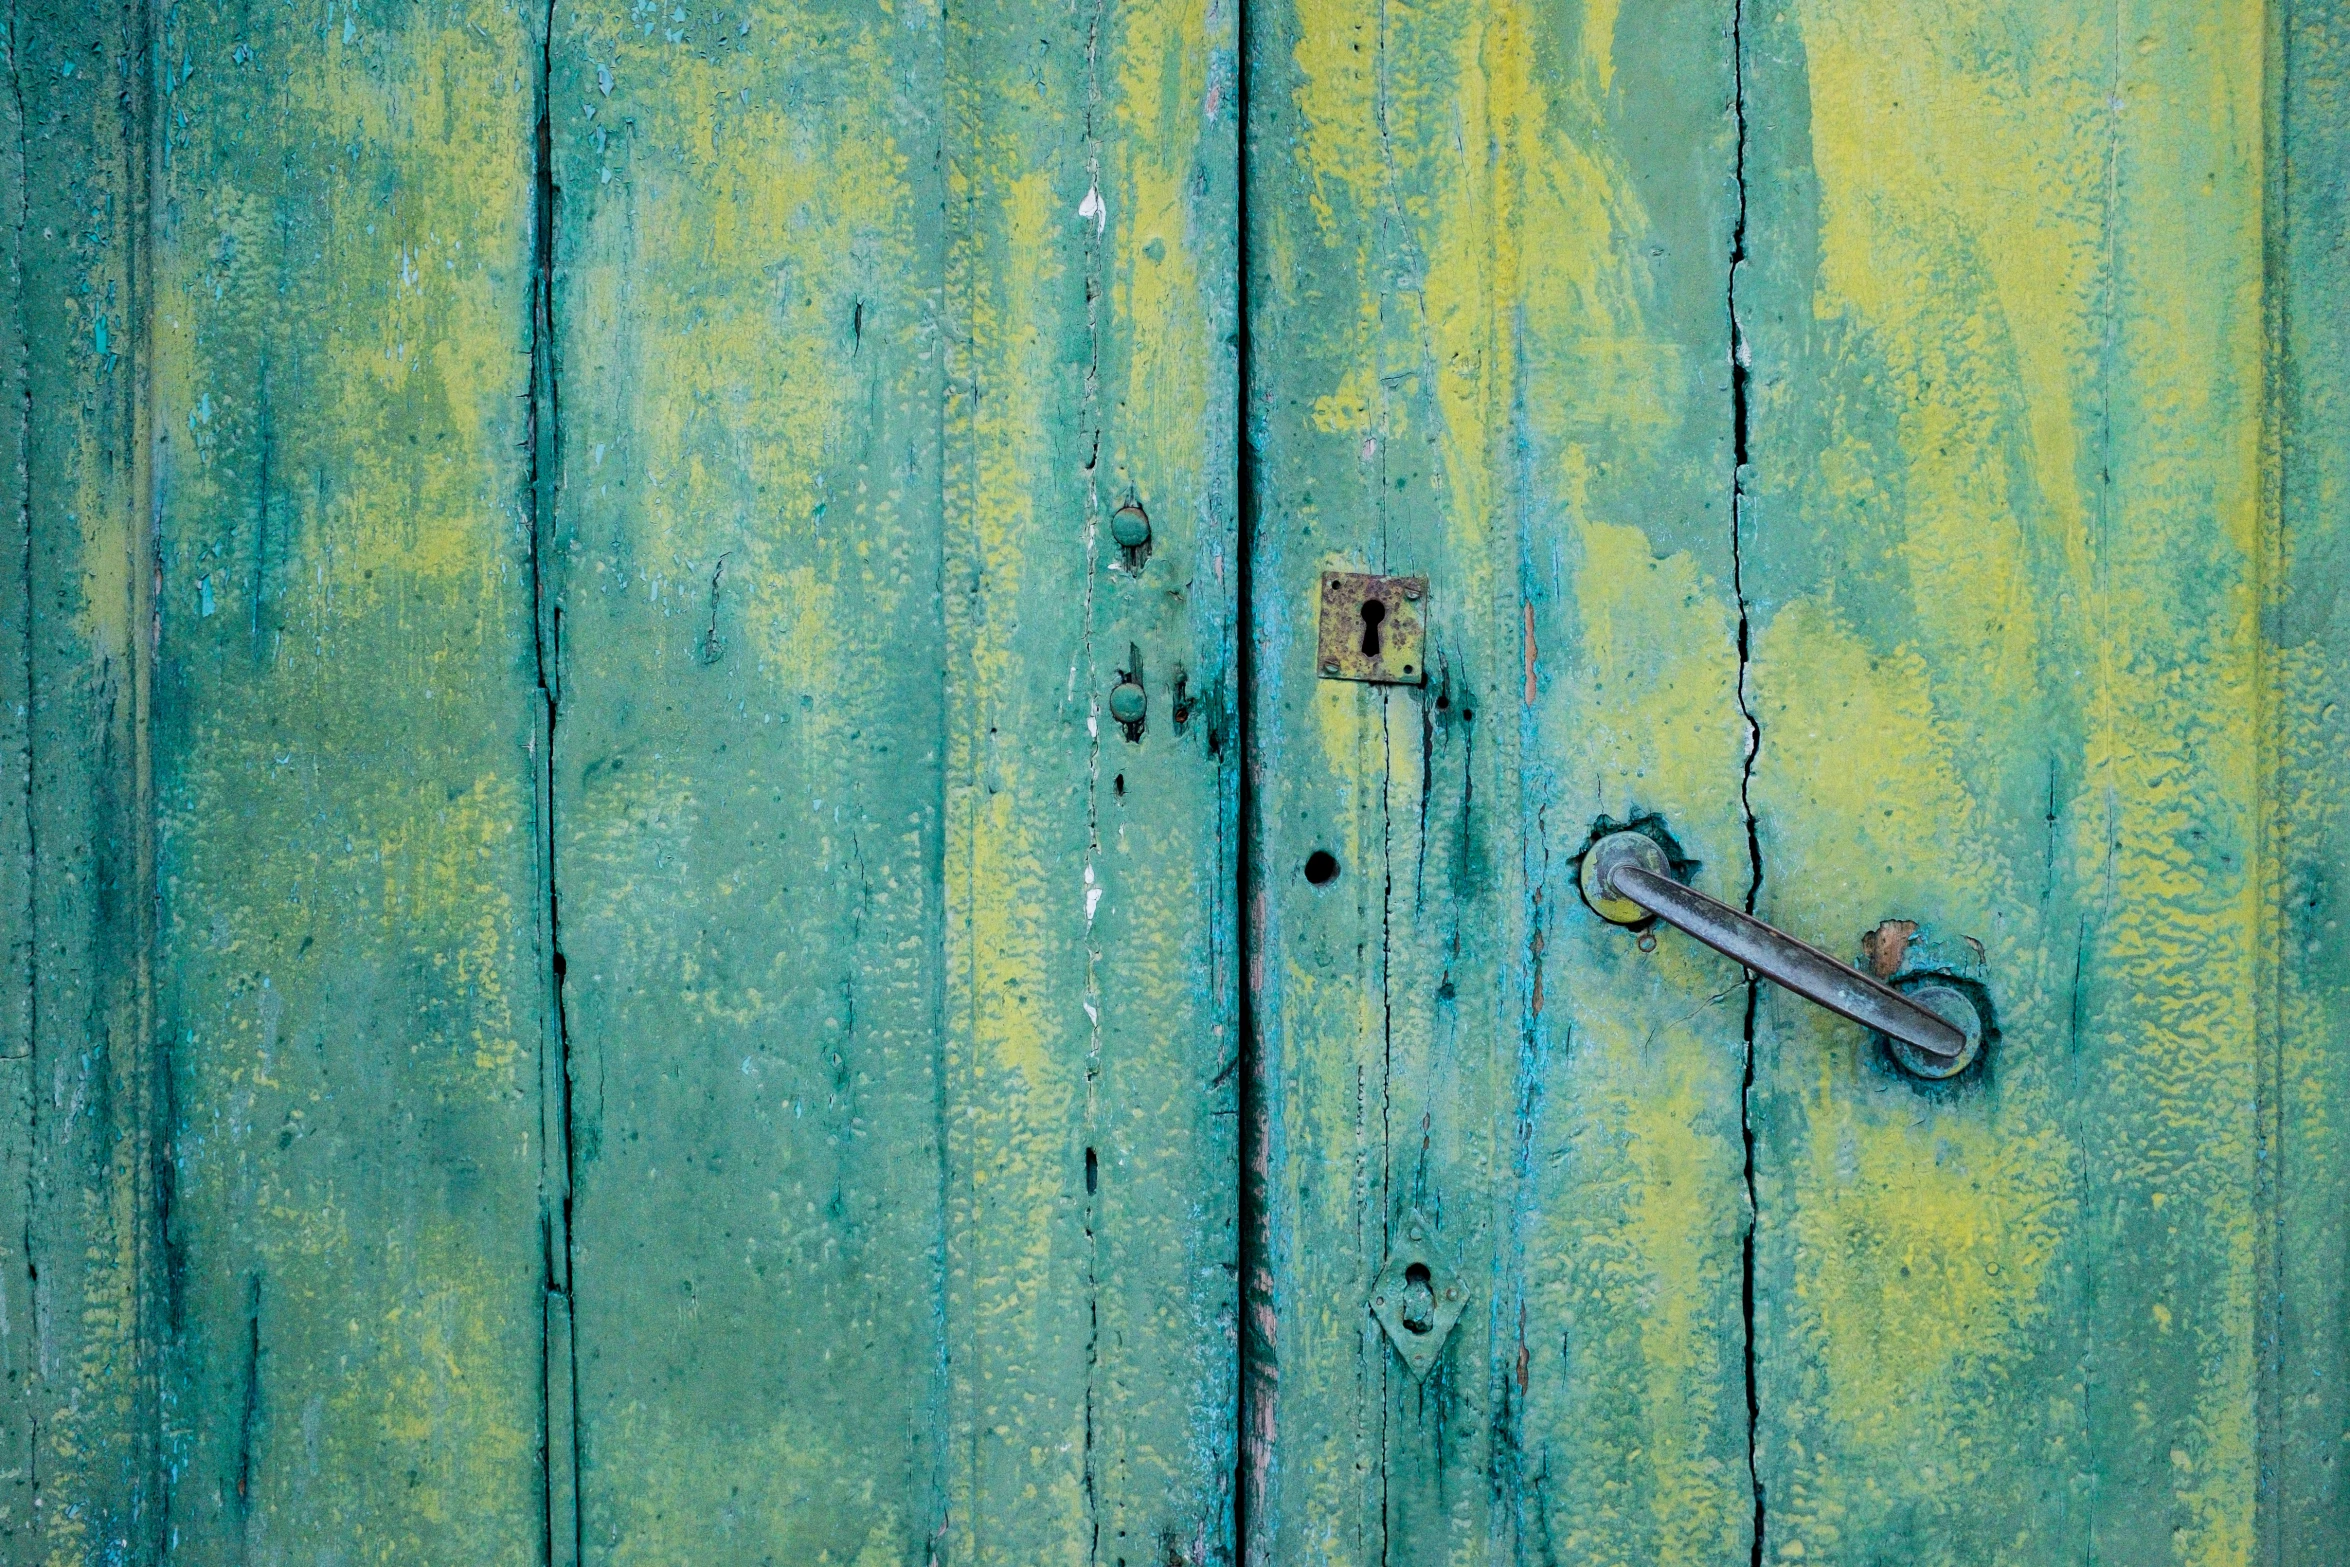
xmin=1400 ymin=1263 xmax=1436 ymax=1335
xmin=1359 ymin=598 xmax=1387 ymax=657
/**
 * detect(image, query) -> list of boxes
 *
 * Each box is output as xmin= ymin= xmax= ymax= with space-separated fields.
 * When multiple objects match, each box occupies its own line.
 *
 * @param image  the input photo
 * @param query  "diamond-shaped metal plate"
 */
xmin=1316 ymin=571 xmax=1427 ymax=684
xmin=1368 ymin=1209 xmax=1467 ymax=1380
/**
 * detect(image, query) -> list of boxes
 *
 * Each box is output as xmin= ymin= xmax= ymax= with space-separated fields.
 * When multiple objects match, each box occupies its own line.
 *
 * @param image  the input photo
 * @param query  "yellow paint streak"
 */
xmin=296 ymin=21 xmax=531 ymax=599
xmin=1115 ymin=0 xmax=1212 ymax=517
xmin=1803 ymin=1 xmax=2109 ymax=699
xmin=1567 ymin=523 xmax=1740 ymax=806
xmin=1584 ymin=0 xmax=1624 ymax=97
xmin=1760 ymin=606 xmax=2074 ymax=1505
xmin=574 ymin=17 xmax=918 ymax=705
xmin=1766 ymin=0 xmax=2269 ymax=1556
xmin=1289 ymin=1 xmax=1381 ymax=238
xmin=375 ymin=771 xmax=527 ymax=1085
xmin=1312 ymin=366 xmax=1375 ymax=435
xmin=944 ymin=31 xmax=1093 ymax=1551
xmin=1543 ymin=524 xmax=1748 ymax=1564
xmin=332 ymin=1225 xmax=536 ymax=1530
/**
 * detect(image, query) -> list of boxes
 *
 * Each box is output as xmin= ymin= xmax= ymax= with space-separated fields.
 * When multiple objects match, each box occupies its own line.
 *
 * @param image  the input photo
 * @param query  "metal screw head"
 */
xmin=1321 ymin=660 xmax=1340 ymax=676
xmin=1110 ymin=503 xmax=1151 ymax=549
xmin=1402 ymin=583 xmax=1422 ymax=601
xmin=1108 ymin=681 xmax=1147 ymax=725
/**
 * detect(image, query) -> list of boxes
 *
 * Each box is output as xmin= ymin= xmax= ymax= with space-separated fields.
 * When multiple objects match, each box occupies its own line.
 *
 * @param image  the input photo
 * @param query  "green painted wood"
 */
xmin=546 ymin=0 xmax=1237 ymax=1557
xmin=9 ymin=2 xmax=165 ymax=1554
xmin=941 ymin=0 xmax=1240 ymax=1562
xmin=7 ymin=2 xmax=2347 ymax=1560
xmin=0 ymin=23 xmax=26 ymax=1524
xmin=1736 ymin=0 xmax=2348 ymax=1559
xmin=1242 ymin=0 xmax=1752 ymax=1560
xmin=543 ymin=1 xmax=953 ymax=1557
xmin=2272 ymin=0 xmax=2350 ymax=1551
xmin=146 ymin=0 xmax=552 ymax=1557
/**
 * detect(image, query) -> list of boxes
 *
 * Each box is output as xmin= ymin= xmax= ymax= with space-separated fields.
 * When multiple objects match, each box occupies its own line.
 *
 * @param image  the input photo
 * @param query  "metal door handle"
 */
xmin=1580 ymin=831 xmax=1976 ymax=1067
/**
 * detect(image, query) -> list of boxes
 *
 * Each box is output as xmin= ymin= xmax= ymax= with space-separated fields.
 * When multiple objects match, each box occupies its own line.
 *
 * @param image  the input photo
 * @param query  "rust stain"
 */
xmin=1862 ymin=918 xmax=1917 ymax=979
xmin=1522 ymin=600 xmax=1538 ymax=705
xmin=1516 ymin=1302 xmax=1530 ymax=1394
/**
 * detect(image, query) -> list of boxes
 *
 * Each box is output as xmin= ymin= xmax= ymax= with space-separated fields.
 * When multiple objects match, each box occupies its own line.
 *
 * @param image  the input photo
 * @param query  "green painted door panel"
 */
xmin=148 ymin=1 xmax=555 ymax=1557
xmin=1240 ymin=0 xmax=1753 ymax=1559
xmin=8 ymin=2 xmax=165 ymax=1552
xmin=1241 ymin=0 xmax=2350 ymax=1564
xmin=542 ymin=0 xmax=1237 ymax=1557
xmin=1738 ymin=1 xmax=2350 ymax=1558
xmin=6 ymin=0 xmax=2348 ymax=1562
xmin=543 ymin=0 xmax=953 ymax=1555
xmin=10 ymin=0 xmax=1238 ymax=1559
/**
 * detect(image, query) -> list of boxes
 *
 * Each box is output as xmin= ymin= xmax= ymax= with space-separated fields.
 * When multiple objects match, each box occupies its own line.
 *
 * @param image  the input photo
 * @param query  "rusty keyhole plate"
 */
xmin=1316 ymin=571 xmax=1427 ymax=685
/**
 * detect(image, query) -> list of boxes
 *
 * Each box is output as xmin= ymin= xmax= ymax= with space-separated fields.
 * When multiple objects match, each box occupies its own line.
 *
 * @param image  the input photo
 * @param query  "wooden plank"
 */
xmin=548 ymin=0 xmax=1238 ymax=1557
xmin=147 ymin=0 xmax=549 ymax=1556
xmin=544 ymin=2 xmax=953 ymax=1557
xmin=1242 ymin=0 xmax=1750 ymax=1559
xmin=943 ymin=0 xmax=1240 ymax=1558
xmin=0 ymin=9 xmax=36 ymax=1535
xmin=1739 ymin=0 xmax=2277 ymax=1557
xmin=11 ymin=1 xmax=163 ymax=1554
xmin=2271 ymin=0 xmax=2350 ymax=1552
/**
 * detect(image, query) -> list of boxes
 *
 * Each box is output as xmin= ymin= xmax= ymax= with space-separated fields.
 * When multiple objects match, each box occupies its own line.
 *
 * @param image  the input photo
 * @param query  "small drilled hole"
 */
xmin=1304 ymin=850 xmax=1340 ymax=885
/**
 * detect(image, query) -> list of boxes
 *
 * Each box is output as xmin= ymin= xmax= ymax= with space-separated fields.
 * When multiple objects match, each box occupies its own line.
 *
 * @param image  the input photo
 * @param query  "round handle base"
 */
xmin=1578 ymin=831 xmax=1670 ymax=926
xmin=1883 ymin=980 xmax=1986 ymax=1080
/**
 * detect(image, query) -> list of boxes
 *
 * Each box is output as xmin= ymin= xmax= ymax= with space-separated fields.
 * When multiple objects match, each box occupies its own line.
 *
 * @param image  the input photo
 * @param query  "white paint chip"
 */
xmin=1078 ymin=185 xmax=1106 ymax=233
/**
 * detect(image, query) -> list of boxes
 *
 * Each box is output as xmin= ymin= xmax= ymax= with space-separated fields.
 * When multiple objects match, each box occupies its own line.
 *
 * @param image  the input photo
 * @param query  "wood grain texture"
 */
xmin=8 ymin=1 xmax=163 ymax=1555
xmin=0 ymin=18 xmax=24 ymax=1521
xmin=943 ymin=0 xmax=1240 ymax=1559
xmin=3 ymin=2 xmax=2343 ymax=1560
xmin=2270 ymin=0 xmax=2350 ymax=1552
xmin=1242 ymin=0 xmax=1751 ymax=1560
xmin=1739 ymin=0 xmax=2297 ymax=1559
xmin=546 ymin=0 xmax=952 ymax=1558
xmin=147 ymin=0 xmax=550 ymax=1557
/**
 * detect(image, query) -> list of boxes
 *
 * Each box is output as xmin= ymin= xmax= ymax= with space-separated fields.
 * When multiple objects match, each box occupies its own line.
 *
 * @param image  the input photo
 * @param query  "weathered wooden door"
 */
xmin=9 ymin=0 xmax=1239 ymax=1559
xmin=6 ymin=0 xmax=2348 ymax=1563
xmin=1239 ymin=0 xmax=2350 ymax=1563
